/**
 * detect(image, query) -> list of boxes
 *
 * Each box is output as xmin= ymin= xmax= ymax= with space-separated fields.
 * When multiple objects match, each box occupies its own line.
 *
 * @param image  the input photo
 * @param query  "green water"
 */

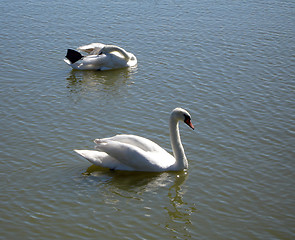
xmin=1 ymin=0 xmax=294 ymax=239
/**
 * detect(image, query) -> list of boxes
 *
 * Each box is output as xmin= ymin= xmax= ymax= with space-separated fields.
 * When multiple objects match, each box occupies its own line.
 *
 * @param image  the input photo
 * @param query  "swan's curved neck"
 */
xmin=102 ymin=45 xmax=130 ymax=60
xmin=170 ymin=117 xmax=188 ymax=170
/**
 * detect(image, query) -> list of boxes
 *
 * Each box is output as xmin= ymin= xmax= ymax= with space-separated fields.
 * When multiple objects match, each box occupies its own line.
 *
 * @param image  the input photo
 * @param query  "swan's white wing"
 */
xmin=94 ymin=140 xmax=175 ymax=171
xmin=69 ymin=55 xmax=107 ymax=70
xmin=74 ymin=150 xmax=134 ymax=170
xmin=100 ymin=46 xmax=136 ymax=65
xmin=78 ymin=54 xmax=121 ymax=70
xmin=77 ymin=43 xmax=105 ymax=54
xmin=95 ymin=134 xmax=166 ymax=152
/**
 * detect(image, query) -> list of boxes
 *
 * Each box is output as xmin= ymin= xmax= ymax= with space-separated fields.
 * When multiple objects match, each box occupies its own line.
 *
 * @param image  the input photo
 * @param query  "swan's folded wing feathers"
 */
xmin=73 ymin=55 xmax=106 ymax=70
xmin=95 ymin=134 xmax=165 ymax=152
xmin=74 ymin=149 xmax=133 ymax=170
xmin=94 ymin=140 xmax=173 ymax=171
xmin=77 ymin=43 xmax=105 ymax=54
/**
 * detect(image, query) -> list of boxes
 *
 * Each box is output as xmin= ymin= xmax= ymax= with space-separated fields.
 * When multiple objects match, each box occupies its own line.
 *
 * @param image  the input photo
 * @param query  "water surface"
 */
xmin=1 ymin=0 xmax=294 ymax=239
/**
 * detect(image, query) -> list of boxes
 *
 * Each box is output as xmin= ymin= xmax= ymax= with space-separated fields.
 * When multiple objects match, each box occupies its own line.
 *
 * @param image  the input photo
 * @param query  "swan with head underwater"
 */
xmin=64 ymin=43 xmax=137 ymax=71
xmin=74 ymin=108 xmax=195 ymax=172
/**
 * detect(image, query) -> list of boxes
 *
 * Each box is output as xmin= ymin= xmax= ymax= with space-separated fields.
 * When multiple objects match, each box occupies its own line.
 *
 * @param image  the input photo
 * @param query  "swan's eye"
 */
xmin=183 ymin=114 xmax=191 ymax=122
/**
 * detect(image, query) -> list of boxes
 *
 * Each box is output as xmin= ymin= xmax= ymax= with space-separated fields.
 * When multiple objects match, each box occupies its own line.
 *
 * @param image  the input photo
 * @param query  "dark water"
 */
xmin=1 ymin=0 xmax=294 ymax=239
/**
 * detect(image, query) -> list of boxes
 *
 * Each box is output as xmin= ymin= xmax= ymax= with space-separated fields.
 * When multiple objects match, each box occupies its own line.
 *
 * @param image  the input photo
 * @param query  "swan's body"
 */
xmin=74 ymin=108 xmax=194 ymax=172
xmin=64 ymin=43 xmax=137 ymax=71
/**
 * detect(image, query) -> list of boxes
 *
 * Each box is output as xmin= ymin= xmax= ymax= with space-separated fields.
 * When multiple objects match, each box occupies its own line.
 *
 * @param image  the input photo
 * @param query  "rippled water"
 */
xmin=1 ymin=0 xmax=294 ymax=239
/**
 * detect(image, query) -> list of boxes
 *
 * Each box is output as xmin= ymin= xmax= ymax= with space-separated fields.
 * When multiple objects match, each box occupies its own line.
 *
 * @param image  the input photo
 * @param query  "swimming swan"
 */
xmin=64 ymin=43 xmax=137 ymax=71
xmin=74 ymin=108 xmax=195 ymax=172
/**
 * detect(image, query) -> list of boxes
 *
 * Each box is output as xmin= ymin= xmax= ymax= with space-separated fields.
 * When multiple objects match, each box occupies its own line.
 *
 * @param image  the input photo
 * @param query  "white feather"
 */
xmin=64 ymin=43 xmax=137 ymax=71
xmin=74 ymin=108 xmax=194 ymax=172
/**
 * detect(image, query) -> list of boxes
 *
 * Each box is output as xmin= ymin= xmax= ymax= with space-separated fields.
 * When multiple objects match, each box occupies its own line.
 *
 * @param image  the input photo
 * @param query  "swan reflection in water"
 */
xmin=66 ymin=66 xmax=137 ymax=94
xmin=165 ymin=172 xmax=196 ymax=239
xmin=83 ymin=166 xmax=196 ymax=238
xmin=83 ymin=165 xmax=186 ymax=192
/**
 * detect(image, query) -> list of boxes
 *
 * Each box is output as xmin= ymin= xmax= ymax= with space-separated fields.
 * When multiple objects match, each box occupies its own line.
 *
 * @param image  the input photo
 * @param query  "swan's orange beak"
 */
xmin=184 ymin=119 xmax=195 ymax=130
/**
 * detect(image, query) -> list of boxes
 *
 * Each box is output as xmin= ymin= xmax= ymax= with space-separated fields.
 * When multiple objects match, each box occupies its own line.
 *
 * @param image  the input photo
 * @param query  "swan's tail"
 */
xmin=65 ymin=49 xmax=83 ymax=64
xmin=74 ymin=149 xmax=125 ymax=170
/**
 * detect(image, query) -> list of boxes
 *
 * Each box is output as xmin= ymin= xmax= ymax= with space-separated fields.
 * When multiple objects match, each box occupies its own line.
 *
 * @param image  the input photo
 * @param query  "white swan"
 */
xmin=64 ymin=43 xmax=137 ymax=71
xmin=74 ymin=108 xmax=194 ymax=172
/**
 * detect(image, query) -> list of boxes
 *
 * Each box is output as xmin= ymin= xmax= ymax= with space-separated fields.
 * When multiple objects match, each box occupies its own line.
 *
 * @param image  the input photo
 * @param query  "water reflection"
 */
xmin=83 ymin=165 xmax=176 ymax=192
xmin=83 ymin=166 xmax=195 ymax=239
xmin=66 ymin=67 xmax=137 ymax=93
xmin=165 ymin=172 xmax=196 ymax=239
